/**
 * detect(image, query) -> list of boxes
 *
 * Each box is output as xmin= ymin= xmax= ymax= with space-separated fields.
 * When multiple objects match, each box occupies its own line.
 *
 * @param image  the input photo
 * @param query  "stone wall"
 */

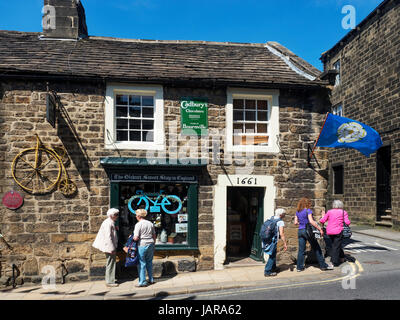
xmin=0 ymin=79 xmax=330 ymax=285
xmin=323 ymin=3 xmax=400 ymax=228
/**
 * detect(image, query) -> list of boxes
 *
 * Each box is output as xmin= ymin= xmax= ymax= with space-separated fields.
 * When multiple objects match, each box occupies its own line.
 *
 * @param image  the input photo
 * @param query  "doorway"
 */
xmin=376 ymin=146 xmax=391 ymax=221
xmin=226 ymin=187 xmax=265 ymax=263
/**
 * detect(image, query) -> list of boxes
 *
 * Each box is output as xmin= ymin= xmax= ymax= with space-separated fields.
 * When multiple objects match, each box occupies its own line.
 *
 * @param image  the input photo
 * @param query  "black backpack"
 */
xmin=259 ymin=217 xmax=280 ymax=244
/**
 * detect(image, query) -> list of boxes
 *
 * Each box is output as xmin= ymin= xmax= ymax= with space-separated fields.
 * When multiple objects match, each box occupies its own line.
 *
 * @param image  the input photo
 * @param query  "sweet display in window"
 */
xmin=118 ymin=183 xmax=189 ymax=246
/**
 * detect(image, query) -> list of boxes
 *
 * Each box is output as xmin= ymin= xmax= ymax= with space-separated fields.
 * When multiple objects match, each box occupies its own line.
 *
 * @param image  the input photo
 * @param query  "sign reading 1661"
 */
xmin=180 ymin=97 xmax=208 ymax=136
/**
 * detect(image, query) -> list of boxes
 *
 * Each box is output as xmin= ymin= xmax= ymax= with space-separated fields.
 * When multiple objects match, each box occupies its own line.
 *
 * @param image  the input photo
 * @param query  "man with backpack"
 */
xmin=260 ymin=208 xmax=287 ymax=276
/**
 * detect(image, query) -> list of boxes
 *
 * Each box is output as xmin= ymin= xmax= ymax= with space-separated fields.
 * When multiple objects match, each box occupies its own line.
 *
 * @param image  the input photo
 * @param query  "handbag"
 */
xmin=306 ymin=222 xmax=321 ymax=240
xmin=125 ymin=236 xmax=139 ymax=267
xmin=342 ymin=209 xmax=352 ymax=239
xmin=305 ymin=209 xmax=321 ymax=240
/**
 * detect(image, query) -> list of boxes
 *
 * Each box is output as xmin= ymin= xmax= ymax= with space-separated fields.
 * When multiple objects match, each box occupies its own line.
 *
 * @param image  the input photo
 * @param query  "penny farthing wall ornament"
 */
xmin=11 ymin=134 xmax=77 ymax=196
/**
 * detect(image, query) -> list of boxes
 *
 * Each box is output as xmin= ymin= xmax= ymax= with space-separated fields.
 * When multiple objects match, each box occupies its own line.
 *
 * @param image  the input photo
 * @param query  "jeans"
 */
xmin=137 ymin=243 xmax=155 ymax=285
xmin=105 ymin=253 xmax=116 ymax=284
xmin=297 ymin=229 xmax=328 ymax=270
xmin=264 ymin=242 xmax=277 ymax=275
xmin=329 ymin=232 xmax=345 ymax=266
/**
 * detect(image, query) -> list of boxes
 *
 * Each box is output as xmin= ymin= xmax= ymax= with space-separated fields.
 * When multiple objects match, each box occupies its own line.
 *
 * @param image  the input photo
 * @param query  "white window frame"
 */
xmin=105 ymin=83 xmax=165 ymax=150
xmin=226 ymin=88 xmax=279 ymax=153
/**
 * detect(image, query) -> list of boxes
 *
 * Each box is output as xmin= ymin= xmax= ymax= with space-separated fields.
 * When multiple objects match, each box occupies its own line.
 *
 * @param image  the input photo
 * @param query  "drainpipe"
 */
xmin=60 ymin=261 xmax=68 ymax=284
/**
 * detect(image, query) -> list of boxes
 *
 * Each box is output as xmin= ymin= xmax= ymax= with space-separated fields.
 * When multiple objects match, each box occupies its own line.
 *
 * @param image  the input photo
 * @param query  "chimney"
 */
xmin=42 ymin=0 xmax=88 ymax=39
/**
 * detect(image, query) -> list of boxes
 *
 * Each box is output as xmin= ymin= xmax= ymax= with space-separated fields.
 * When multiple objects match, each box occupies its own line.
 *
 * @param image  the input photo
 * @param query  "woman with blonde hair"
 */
xmin=294 ymin=197 xmax=333 ymax=272
xmin=133 ymin=209 xmax=156 ymax=287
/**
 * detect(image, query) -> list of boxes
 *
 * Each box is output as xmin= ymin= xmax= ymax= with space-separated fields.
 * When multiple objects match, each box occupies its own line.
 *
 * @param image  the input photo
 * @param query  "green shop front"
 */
xmin=101 ymin=158 xmax=203 ymax=255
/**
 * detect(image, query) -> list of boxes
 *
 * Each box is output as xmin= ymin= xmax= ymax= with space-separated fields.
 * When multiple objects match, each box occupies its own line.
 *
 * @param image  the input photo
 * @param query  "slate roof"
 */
xmin=0 ymin=30 xmax=325 ymax=87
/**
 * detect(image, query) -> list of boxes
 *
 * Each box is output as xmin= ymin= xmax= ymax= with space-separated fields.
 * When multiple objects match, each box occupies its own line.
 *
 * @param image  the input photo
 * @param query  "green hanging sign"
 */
xmin=180 ymin=97 xmax=208 ymax=136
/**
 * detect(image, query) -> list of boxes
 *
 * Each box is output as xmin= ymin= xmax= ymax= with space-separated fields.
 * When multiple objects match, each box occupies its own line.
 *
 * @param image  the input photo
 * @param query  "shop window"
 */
xmin=105 ymin=84 xmax=164 ymax=150
xmin=117 ymin=182 xmax=198 ymax=249
xmin=226 ymin=88 xmax=280 ymax=153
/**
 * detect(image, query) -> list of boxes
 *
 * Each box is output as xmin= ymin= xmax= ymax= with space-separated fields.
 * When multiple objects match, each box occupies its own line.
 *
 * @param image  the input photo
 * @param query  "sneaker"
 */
xmin=264 ymin=272 xmax=277 ymax=277
xmin=320 ymin=265 xmax=334 ymax=271
xmin=135 ymin=282 xmax=148 ymax=288
xmin=106 ymin=283 xmax=119 ymax=287
xmin=296 ymin=268 xmax=304 ymax=272
xmin=148 ymin=280 xmax=156 ymax=285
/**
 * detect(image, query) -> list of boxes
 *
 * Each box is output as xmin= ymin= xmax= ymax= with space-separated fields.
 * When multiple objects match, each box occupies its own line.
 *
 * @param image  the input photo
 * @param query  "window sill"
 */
xmin=226 ymin=145 xmax=279 ymax=153
xmin=105 ymin=142 xmax=165 ymax=151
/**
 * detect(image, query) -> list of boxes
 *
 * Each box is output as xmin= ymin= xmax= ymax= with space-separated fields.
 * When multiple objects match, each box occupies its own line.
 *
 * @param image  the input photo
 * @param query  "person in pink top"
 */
xmin=320 ymin=200 xmax=351 ymax=267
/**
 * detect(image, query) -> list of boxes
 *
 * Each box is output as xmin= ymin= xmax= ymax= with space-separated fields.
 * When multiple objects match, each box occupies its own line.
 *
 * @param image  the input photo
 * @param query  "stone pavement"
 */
xmin=351 ymin=224 xmax=400 ymax=242
xmin=0 ymin=225 xmax=397 ymax=300
xmin=0 ymin=264 xmax=343 ymax=300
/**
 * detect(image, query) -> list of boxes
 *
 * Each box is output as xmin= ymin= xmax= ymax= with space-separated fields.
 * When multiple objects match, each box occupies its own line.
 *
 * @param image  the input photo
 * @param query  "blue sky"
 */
xmin=0 ymin=0 xmax=383 ymax=70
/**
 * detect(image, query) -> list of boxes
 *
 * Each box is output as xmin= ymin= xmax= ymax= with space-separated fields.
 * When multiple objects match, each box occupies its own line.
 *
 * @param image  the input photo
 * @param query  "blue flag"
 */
xmin=316 ymin=113 xmax=383 ymax=156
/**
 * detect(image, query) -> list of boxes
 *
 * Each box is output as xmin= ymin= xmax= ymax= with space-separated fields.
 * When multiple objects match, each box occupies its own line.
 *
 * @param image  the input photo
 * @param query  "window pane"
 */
xmin=257 ymin=123 xmax=268 ymax=133
xmin=233 ymin=135 xmax=242 ymax=145
xmin=257 ymin=100 xmax=268 ymax=111
xmin=245 ymin=111 xmax=256 ymax=121
xmin=116 ymin=95 xmax=128 ymax=105
xmin=233 ymin=111 xmax=244 ymax=121
xmin=129 ymin=106 xmax=141 ymax=117
xmin=245 ymin=100 xmax=256 ymax=109
xmin=116 ymin=130 xmax=128 ymax=141
xmin=117 ymin=119 xmax=128 ymax=129
xmin=116 ymin=106 xmax=127 ymax=117
xmin=233 ymin=123 xmax=243 ymax=134
xmin=233 ymin=99 xmax=244 ymax=110
xmin=257 ymin=111 xmax=268 ymax=122
xmin=254 ymin=136 xmax=269 ymax=145
xmin=142 ymin=107 xmax=154 ymax=118
xmin=129 ymin=131 xmax=141 ymax=141
xmin=142 ymin=120 xmax=154 ymax=130
xmin=119 ymin=183 xmax=189 ymax=246
xmin=143 ymin=131 xmax=154 ymax=142
xmin=129 ymin=95 xmax=141 ymax=106
xmin=129 ymin=119 xmax=141 ymax=129
xmin=245 ymin=123 xmax=255 ymax=133
xmin=142 ymin=96 xmax=154 ymax=106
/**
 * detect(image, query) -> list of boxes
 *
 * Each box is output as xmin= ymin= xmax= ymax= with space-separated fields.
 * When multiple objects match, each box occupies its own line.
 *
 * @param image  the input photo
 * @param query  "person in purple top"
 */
xmin=294 ymin=197 xmax=333 ymax=272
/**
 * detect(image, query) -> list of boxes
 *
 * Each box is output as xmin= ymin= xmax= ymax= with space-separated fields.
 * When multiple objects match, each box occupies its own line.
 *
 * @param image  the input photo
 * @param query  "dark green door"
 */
xmin=249 ymin=188 xmax=265 ymax=261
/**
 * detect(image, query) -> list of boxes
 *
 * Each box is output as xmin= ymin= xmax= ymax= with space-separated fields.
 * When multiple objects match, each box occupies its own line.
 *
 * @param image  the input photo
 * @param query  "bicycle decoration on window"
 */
xmin=11 ymin=134 xmax=77 ymax=196
xmin=128 ymin=190 xmax=182 ymax=215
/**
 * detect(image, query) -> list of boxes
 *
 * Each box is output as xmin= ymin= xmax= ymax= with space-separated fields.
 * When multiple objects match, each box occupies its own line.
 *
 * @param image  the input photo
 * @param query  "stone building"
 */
xmin=320 ymin=0 xmax=400 ymax=229
xmin=0 ymin=0 xmax=330 ymax=285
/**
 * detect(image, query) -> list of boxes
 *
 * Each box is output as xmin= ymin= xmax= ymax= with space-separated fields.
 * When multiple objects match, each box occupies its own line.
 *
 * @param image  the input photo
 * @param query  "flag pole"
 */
xmin=308 ymin=112 xmax=330 ymax=165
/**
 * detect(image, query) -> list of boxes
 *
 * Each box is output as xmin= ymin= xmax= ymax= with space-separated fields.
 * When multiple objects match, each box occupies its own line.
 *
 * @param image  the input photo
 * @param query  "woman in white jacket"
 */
xmin=92 ymin=208 xmax=119 ymax=287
